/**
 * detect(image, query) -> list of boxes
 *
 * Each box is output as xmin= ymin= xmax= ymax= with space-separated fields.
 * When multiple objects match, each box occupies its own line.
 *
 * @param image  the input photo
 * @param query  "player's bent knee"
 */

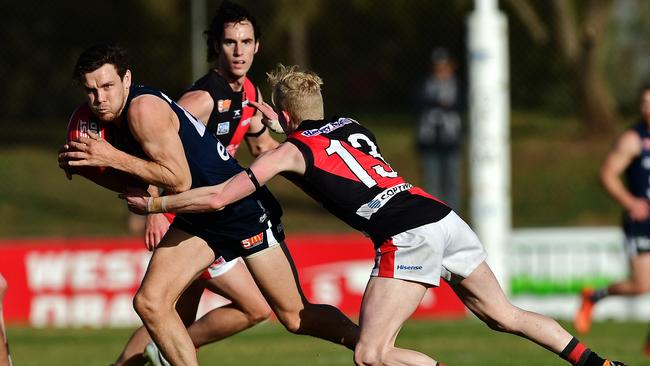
xmin=275 ymin=310 xmax=303 ymax=334
xmin=244 ymin=304 xmax=272 ymax=326
xmin=133 ymin=290 xmax=160 ymax=322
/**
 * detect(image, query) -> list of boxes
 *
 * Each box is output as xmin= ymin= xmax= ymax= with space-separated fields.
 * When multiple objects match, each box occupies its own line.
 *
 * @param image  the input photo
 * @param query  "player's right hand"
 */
xmin=144 ymin=213 xmax=171 ymax=251
xmin=64 ymin=131 xmax=118 ymax=169
xmin=627 ymin=198 xmax=650 ymax=221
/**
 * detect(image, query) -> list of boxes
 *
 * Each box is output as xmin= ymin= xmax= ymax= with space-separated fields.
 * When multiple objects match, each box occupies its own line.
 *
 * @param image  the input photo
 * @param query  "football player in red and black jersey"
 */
xmin=124 ymin=64 xmax=627 ymax=366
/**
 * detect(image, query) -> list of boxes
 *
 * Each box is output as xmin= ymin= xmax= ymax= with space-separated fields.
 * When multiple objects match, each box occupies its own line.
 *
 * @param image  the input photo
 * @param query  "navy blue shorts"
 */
xmin=171 ymin=211 xmax=285 ymax=261
xmin=622 ymin=214 xmax=650 ymax=256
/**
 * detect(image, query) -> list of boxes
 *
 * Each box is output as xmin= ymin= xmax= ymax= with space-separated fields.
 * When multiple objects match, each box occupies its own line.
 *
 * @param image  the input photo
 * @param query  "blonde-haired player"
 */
xmin=124 ymin=64 xmax=626 ymax=366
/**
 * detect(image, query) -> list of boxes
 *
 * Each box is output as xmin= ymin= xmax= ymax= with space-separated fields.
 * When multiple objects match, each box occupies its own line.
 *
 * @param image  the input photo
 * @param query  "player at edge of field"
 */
xmin=59 ymin=45 xmax=358 ymax=366
xmin=123 ymin=64 xmax=628 ymax=366
xmin=0 ymin=274 xmax=12 ymax=366
xmin=112 ymin=2 xmax=280 ymax=365
xmin=574 ymin=82 xmax=650 ymax=357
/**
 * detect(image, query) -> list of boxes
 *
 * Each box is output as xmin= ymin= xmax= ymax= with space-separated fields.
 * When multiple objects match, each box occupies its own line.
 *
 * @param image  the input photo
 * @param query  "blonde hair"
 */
xmin=267 ymin=64 xmax=324 ymax=122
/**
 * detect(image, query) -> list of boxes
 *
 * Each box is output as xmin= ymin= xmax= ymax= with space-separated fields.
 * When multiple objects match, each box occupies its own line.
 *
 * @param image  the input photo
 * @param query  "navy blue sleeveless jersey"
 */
xmin=286 ymin=117 xmax=451 ymax=245
xmin=622 ymin=121 xmax=650 ymax=242
xmin=118 ymin=85 xmax=282 ymax=257
xmin=624 ymin=121 xmax=650 ymax=199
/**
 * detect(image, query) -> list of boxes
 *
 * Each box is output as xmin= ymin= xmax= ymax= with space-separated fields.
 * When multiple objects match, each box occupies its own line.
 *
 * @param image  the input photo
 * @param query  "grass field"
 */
xmin=0 ymin=111 xmax=639 ymax=364
xmin=6 ymin=319 xmax=646 ymax=365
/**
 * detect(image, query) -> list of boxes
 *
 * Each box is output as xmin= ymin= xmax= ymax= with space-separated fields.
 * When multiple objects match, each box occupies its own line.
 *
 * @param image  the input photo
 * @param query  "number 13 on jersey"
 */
xmin=325 ymin=133 xmax=398 ymax=188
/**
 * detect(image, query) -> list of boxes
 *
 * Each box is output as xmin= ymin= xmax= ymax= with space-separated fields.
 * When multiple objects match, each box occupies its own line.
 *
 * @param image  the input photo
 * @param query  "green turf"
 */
xmin=5 ymin=319 xmax=644 ymax=365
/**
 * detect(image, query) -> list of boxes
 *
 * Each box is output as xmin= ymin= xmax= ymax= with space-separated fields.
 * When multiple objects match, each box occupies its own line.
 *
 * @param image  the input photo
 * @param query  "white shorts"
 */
xmin=199 ymin=256 xmax=241 ymax=279
xmin=371 ymin=211 xmax=487 ymax=286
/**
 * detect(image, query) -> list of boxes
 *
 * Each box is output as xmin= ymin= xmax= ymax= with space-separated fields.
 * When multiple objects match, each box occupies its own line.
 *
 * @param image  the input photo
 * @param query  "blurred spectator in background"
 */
xmin=415 ymin=47 xmax=464 ymax=212
xmin=575 ymin=83 xmax=650 ymax=356
xmin=0 ymin=274 xmax=12 ymax=366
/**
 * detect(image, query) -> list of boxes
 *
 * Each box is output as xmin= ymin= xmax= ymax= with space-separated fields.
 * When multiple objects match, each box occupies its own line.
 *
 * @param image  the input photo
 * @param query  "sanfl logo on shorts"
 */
xmin=241 ymin=232 xmax=264 ymax=249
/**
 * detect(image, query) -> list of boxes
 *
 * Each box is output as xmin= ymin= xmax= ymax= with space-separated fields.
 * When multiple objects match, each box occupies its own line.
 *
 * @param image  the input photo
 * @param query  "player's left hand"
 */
xmin=61 ymin=131 xmax=119 ymax=168
xmin=249 ymin=100 xmax=284 ymax=133
xmin=144 ymin=213 xmax=171 ymax=251
xmin=249 ymin=100 xmax=277 ymax=120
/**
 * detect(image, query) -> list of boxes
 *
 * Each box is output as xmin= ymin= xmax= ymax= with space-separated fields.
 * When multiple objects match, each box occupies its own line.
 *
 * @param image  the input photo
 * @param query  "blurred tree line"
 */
xmin=2 ymin=0 xmax=650 ymax=140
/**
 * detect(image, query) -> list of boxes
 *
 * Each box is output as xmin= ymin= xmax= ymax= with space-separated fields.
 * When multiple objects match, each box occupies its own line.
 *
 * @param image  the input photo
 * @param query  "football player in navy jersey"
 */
xmin=125 ymin=64 xmax=627 ymax=366
xmin=116 ymin=2 xmax=283 ymax=364
xmin=60 ymin=46 xmax=358 ymax=366
xmin=575 ymin=83 xmax=650 ymax=355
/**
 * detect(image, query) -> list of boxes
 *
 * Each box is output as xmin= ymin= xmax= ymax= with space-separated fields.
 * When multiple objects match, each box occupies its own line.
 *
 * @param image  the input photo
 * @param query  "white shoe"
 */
xmin=143 ymin=342 xmax=171 ymax=366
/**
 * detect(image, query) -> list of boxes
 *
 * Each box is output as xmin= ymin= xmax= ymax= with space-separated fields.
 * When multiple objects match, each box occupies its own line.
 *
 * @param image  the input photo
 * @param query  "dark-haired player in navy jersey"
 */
xmin=116 ymin=2 xmax=282 ymax=364
xmin=59 ymin=45 xmax=357 ymax=366
xmin=125 ymin=64 xmax=627 ymax=366
xmin=575 ymin=83 xmax=650 ymax=356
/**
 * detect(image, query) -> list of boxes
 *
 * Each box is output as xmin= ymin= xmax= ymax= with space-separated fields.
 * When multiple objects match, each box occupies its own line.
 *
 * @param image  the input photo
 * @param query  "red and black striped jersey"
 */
xmin=187 ymin=70 xmax=258 ymax=156
xmin=286 ymin=117 xmax=451 ymax=244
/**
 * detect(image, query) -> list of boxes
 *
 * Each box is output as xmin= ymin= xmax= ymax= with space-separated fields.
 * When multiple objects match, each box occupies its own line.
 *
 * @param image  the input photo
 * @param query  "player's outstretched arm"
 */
xmin=123 ymin=142 xmax=305 ymax=214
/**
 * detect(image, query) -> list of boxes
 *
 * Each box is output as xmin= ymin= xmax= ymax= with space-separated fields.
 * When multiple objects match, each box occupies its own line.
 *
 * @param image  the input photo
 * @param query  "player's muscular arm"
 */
xmin=123 ymin=96 xmax=192 ymax=192
xmin=87 ymin=169 xmax=146 ymax=193
xmin=177 ymin=90 xmax=213 ymax=125
xmin=60 ymin=141 xmax=146 ymax=192
xmin=64 ymin=96 xmax=191 ymax=192
xmin=601 ymin=130 xmax=649 ymax=219
xmin=124 ymin=142 xmax=305 ymax=214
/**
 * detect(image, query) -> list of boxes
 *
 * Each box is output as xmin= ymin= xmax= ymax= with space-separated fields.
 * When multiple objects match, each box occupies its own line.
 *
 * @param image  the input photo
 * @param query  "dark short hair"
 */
xmin=72 ymin=43 xmax=129 ymax=83
xmin=205 ymin=0 xmax=261 ymax=62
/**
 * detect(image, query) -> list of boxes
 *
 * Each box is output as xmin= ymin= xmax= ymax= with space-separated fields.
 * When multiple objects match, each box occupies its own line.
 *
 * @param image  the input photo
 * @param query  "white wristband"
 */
xmin=147 ymin=197 xmax=166 ymax=213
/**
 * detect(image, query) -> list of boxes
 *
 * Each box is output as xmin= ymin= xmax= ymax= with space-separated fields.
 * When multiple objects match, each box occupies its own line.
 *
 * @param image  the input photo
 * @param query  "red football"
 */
xmin=66 ymin=103 xmax=110 ymax=176
xmin=65 ymin=103 xmax=145 ymax=192
xmin=67 ymin=102 xmax=111 ymax=143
